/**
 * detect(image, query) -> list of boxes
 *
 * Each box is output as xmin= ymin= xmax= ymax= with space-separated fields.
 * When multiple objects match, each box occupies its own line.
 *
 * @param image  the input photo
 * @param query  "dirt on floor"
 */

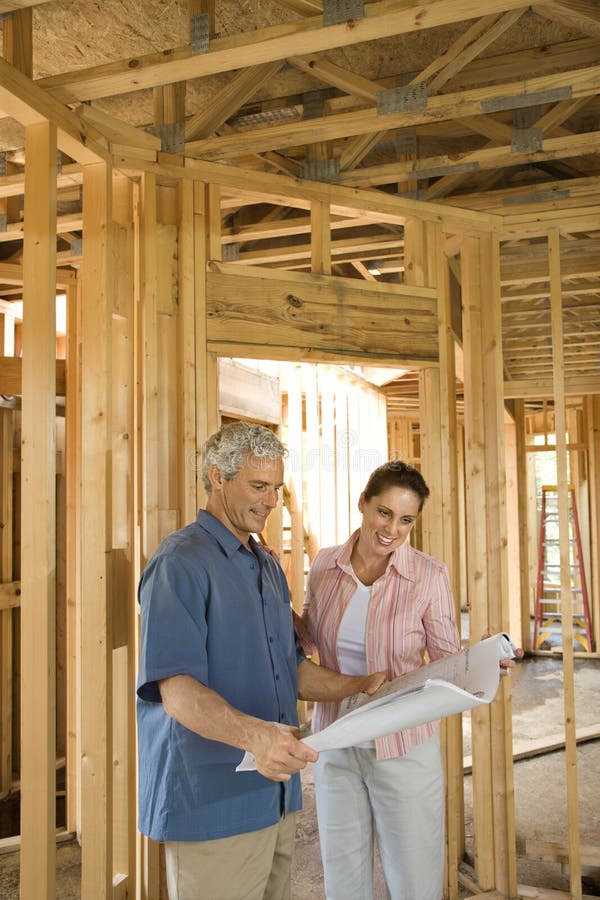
xmin=1 ymin=654 xmax=599 ymax=899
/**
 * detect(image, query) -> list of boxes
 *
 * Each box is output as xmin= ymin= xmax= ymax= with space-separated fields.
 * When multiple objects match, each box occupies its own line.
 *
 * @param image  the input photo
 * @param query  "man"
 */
xmin=137 ymin=421 xmax=384 ymax=900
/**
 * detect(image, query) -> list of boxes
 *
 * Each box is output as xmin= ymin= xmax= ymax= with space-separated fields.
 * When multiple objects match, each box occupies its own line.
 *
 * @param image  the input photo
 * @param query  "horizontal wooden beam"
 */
xmin=186 ymin=64 xmax=600 ymax=160
xmin=36 ymin=0 xmax=538 ymax=104
xmin=504 ymin=375 xmax=600 ymax=398
xmin=338 ymin=131 xmax=600 ymax=188
xmin=0 ymin=357 xmax=66 ymax=395
xmin=206 ymin=261 xmax=439 ymax=362
xmin=0 ymin=164 xmax=83 ymax=200
xmin=0 ymin=262 xmax=76 ymax=288
xmin=114 ymin=153 xmax=501 ymax=232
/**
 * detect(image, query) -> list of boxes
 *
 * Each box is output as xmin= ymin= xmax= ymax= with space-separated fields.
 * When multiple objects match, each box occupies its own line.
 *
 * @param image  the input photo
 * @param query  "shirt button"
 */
xmin=269 ymin=636 xmax=273 ymax=643
xmin=280 ymin=713 xmax=286 ymax=721
xmin=275 ymin=674 xmax=280 ymax=681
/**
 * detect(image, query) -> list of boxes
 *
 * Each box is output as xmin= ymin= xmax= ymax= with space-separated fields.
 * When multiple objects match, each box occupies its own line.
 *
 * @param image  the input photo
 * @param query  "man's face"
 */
xmin=207 ymin=454 xmax=284 ymax=544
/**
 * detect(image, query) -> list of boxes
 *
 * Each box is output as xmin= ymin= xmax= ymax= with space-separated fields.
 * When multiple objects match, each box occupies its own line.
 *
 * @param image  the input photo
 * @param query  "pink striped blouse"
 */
xmin=303 ymin=530 xmax=460 ymax=760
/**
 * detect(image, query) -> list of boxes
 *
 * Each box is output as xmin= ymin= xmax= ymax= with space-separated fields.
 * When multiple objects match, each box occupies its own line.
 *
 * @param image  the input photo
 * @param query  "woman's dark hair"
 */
xmin=363 ymin=461 xmax=430 ymax=511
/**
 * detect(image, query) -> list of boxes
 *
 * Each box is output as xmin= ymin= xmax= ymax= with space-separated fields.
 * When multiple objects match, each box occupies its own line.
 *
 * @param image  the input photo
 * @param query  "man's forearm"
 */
xmin=158 ymin=673 xmax=318 ymax=782
xmin=159 ymin=674 xmax=265 ymax=751
xmin=297 ymin=658 xmax=385 ymax=702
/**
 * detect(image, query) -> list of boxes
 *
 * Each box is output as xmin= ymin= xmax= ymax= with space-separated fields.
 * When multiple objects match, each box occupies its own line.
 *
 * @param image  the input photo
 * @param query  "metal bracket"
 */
xmin=0 ymin=214 xmax=6 ymax=234
xmin=377 ymin=83 xmax=427 ymax=116
xmin=414 ymin=161 xmax=479 ymax=180
xmin=511 ymin=126 xmax=543 ymax=153
xmin=0 ymin=153 xmax=6 ymax=177
xmin=147 ymin=122 xmax=185 ymax=154
xmin=502 ymin=188 xmax=570 ymax=206
xmin=222 ymin=243 xmax=240 ymax=262
xmin=190 ymin=13 xmax=210 ymax=54
xmin=482 ymin=87 xmax=571 ymax=114
xmin=396 ymin=128 xmax=417 ymax=156
xmin=302 ymin=158 xmax=340 ymax=182
xmin=56 ymin=150 xmax=63 ymax=175
xmin=323 ymin=0 xmax=364 ymax=26
xmin=70 ymin=236 xmax=83 ymax=256
xmin=302 ymin=92 xmax=325 ymax=120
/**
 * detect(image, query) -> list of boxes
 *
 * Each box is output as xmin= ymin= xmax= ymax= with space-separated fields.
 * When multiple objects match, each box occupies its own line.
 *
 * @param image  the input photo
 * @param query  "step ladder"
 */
xmin=533 ymin=485 xmax=593 ymax=652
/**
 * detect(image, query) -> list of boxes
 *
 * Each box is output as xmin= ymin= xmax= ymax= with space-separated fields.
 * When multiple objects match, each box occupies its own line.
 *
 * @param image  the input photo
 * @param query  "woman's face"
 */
xmin=357 ymin=485 xmax=421 ymax=560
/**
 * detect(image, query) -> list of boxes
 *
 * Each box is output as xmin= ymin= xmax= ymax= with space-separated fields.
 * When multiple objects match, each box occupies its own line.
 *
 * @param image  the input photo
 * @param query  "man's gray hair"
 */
xmin=202 ymin=422 xmax=287 ymax=491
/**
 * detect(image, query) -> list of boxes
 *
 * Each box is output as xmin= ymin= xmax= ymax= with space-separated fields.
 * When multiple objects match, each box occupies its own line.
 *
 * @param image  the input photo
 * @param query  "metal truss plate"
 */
xmin=511 ymin=126 xmax=543 ymax=153
xmin=147 ymin=122 xmax=185 ymax=154
xmin=513 ymin=105 xmax=540 ymax=130
xmin=70 ymin=236 xmax=83 ymax=256
xmin=190 ymin=13 xmax=210 ymax=54
xmin=502 ymin=188 xmax=570 ymax=206
xmin=222 ymin=243 xmax=240 ymax=262
xmin=415 ymin=161 xmax=479 ymax=180
xmin=56 ymin=150 xmax=63 ymax=175
xmin=0 ymin=153 xmax=5 ymax=177
xmin=302 ymin=92 xmax=325 ymax=120
xmin=323 ymin=0 xmax=364 ymax=26
xmin=482 ymin=86 xmax=571 ymax=114
xmin=377 ymin=83 xmax=427 ymax=116
xmin=302 ymin=158 xmax=340 ymax=182
xmin=0 ymin=214 xmax=6 ymax=233
xmin=395 ymin=128 xmax=417 ymax=156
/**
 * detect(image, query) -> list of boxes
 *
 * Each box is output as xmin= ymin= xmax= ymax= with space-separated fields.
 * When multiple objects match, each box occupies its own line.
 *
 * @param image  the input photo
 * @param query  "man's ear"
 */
xmin=207 ymin=464 xmax=224 ymax=492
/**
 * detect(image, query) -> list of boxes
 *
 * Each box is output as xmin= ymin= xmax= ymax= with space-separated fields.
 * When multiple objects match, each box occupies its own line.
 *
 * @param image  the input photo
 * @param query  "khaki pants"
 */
xmin=164 ymin=812 xmax=297 ymax=900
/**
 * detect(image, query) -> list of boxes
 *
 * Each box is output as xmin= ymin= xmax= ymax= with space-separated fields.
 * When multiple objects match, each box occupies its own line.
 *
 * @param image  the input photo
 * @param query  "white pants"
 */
xmin=313 ymin=734 xmax=444 ymax=900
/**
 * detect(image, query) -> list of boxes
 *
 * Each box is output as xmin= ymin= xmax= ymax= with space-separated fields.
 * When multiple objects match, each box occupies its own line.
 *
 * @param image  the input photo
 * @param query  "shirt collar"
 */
xmin=195 ymin=509 xmax=257 ymax=559
xmin=332 ymin=529 xmax=415 ymax=582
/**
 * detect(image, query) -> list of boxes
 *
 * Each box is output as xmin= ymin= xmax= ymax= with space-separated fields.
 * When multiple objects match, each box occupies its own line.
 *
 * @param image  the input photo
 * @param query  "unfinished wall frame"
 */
xmin=0 ymin=59 xmax=596 ymax=900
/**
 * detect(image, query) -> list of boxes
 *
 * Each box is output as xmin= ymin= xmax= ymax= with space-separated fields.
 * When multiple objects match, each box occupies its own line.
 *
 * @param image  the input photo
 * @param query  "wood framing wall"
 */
xmin=1 ymin=79 xmax=599 ymax=900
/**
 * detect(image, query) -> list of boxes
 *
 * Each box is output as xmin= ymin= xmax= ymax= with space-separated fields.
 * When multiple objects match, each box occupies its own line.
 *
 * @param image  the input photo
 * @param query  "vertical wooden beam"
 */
xmin=286 ymin=365 xmax=305 ymax=613
xmin=80 ymin=160 xmax=113 ymax=900
xmin=0 ymin=311 xmax=15 ymax=800
xmin=548 ymin=226 xmax=582 ymax=899
xmin=462 ymin=233 xmax=517 ymax=896
xmin=140 ymin=173 xmax=159 ymax=562
xmin=584 ymin=396 xmax=600 ymax=651
xmin=310 ymin=200 xmax=331 ymax=276
xmin=514 ymin=399 xmax=533 ymax=652
xmin=415 ymin=222 xmax=463 ymax=900
xmin=20 ymin=120 xmax=57 ymax=900
xmin=0 ymin=404 xmax=14 ymax=800
xmin=303 ymin=364 xmax=321 ymax=559
xmin=178 ymin=180 xmax=198 ymax=524
xmin=65 ymin=279 xmax=81 ymax=834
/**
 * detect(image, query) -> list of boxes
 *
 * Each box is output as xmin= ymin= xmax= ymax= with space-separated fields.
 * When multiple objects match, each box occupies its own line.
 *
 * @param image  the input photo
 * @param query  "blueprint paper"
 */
xmin=236 ymin=632 xmax=516 ymax=771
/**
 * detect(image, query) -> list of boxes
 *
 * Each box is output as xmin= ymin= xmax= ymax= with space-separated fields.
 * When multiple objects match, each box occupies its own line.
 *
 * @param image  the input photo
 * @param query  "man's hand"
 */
xmin=353 ymin=671 xmax=387 ymax=696
xmin=248 ymin=721 xmax=318 ymax=782
xmin=480 ymin=633 xmax=525 ymax=677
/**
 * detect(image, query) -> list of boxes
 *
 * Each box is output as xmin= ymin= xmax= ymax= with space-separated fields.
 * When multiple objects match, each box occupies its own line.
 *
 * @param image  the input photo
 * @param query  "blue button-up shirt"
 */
xmin=137 ymin=510 xmax=304 ymax=841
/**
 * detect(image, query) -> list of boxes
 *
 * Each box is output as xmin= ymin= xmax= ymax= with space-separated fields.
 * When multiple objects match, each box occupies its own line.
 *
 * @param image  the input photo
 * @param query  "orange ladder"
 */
xmin=533 ymin=485 xmax=593 ymax=652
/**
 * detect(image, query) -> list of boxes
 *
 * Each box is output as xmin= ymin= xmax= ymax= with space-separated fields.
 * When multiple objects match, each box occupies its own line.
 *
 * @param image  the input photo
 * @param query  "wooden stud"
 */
xmin=514 ymin=399 xmax=533 ymax=652
xmin=310 ymin=200 xmax=331 ymax=276
xmin=177 ymin=179 xmax=198 ymax=524
xmin=140 ymin=173 xmax=159 ymax=561
xmin=80 ymin=159 xmax=113 ymax=899
xmin=584 ymin=396 xmax=600 ymax=651
xmin=20 ymin=119 xmax=57 ymax=900
xmin=285 ymin=365 xmax=305 ymax=613
xmin=462 ymin=232 xmax=517 ymax=895
xmin=548 ymin=226 xmax=583 ymax=899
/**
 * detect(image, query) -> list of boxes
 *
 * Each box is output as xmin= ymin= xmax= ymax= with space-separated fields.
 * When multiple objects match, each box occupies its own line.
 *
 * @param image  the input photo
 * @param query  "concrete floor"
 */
xmin=1 ymin=654 xmax=599 ymax=898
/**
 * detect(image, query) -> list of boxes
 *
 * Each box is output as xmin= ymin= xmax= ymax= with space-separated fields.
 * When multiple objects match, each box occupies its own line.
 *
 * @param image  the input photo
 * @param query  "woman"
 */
xmin=302 ymin=461 xmax=460 ymax=900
